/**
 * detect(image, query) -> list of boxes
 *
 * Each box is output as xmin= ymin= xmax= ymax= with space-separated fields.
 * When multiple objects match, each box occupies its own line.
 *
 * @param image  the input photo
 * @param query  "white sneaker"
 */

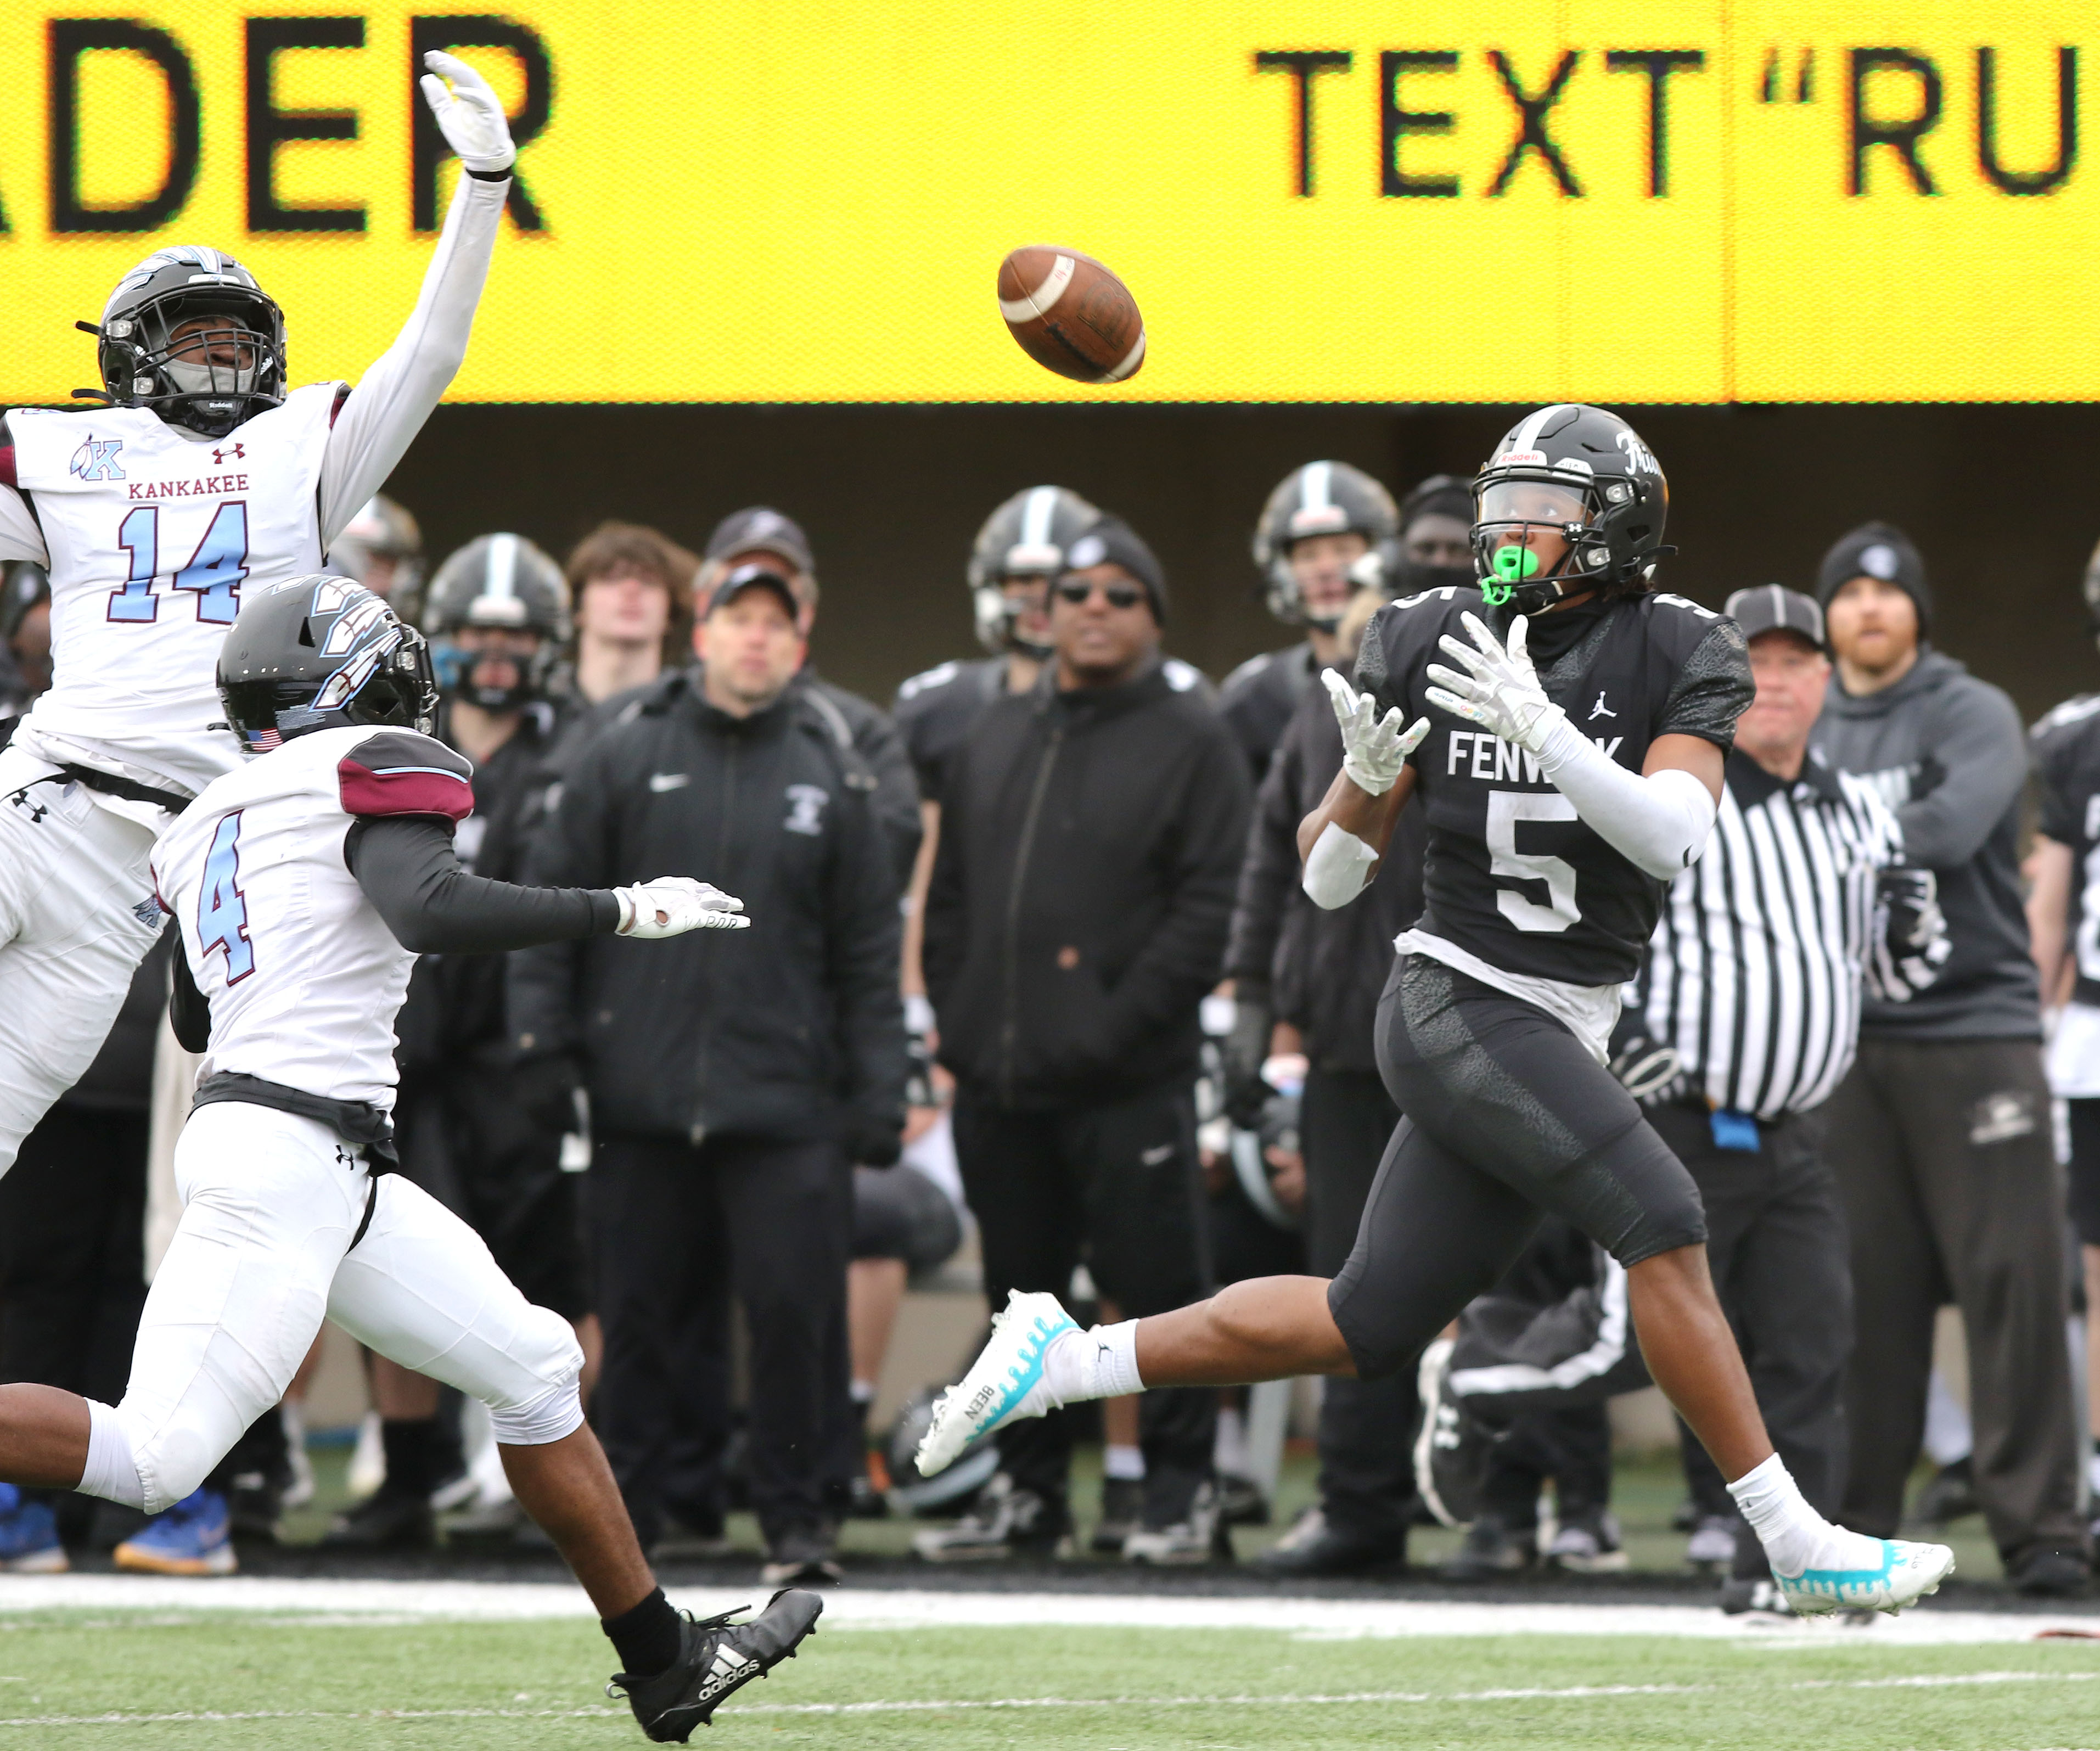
xmin=915 ymin=1290 xmax=1079 ymax=1478
xmin=1772 ymin=1537 xmax=1956 ymax=1616
xmin=1686 ymin=1514 xmax=1739 ymax=1571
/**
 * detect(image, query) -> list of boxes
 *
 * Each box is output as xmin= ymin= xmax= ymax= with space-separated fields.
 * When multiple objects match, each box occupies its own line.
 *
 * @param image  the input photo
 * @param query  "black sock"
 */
xmin=379 ymin=1418 xmax=442 ymax=1498
xmin=603 ymin=1586 xmax=683 ymax=1677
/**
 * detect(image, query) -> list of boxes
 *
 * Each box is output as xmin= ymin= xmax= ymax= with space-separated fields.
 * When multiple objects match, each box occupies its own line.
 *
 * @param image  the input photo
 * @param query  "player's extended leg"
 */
xmin=324 ymin=1170 xmax=822 ymax=1742
xmin=0 ymin=758 xmax=166 ymax=1178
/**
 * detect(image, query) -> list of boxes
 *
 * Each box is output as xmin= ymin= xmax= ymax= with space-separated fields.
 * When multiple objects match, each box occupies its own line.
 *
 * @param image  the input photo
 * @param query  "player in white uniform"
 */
xmin=0 ymin=576 xmax=823 ymax=1741
xmin=0 ymin=54 xmax=516 ymax=1177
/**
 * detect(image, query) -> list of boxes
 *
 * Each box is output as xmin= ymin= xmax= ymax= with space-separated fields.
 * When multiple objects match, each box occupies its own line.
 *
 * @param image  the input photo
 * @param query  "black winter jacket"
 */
xmin=509 ymin=667 xmax=907 ymax=1148
xmin=1225 ymin=673 xmax=1425 ymax=1073
xmin=924 ymin=662 xmax=1252 ymax=1109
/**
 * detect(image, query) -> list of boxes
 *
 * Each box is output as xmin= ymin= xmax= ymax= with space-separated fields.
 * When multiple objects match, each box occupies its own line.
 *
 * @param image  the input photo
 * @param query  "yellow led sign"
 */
xmin=0 ymin=3 xmax=2089 ymax=404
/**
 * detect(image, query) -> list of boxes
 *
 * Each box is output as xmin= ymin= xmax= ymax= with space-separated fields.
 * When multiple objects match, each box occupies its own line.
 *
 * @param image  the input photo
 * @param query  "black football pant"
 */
xmin=1648 ymin=1102 xmax=1852 ymax=1581
xmin=953 ymin=1077 xmax=1215 ymax=1526
xmin=1826 ymin=1037 xmax=2088 ymax=1567
xmin=590 ymin=1130 xmax=853 ymax=1549
xmin=1329 ymin=957 xmax=1707 ymax=1382
xmin=0 ymin=1104 xmax=148 ymax=1539
xmin=1301 ymin=1066 xmax=1419 ymax=1541
xmin=1479 ymin=1402 xmax=1614 ymax=1528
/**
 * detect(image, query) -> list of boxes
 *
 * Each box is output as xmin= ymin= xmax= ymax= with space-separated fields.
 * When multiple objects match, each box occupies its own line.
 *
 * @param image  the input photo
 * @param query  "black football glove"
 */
xmin=1609 ymin=1034 xmax=1685 ymax=1104
xmin=1866 ymin=867 xmax=1952 ymax=1003
xmin=1221 ymin=989 xmax=1274 ymax=1130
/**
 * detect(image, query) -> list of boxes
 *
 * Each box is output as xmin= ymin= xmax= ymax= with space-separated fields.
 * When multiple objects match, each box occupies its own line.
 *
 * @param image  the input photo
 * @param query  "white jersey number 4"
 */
xmin=198 ymin=811 xmax=256 ymax=982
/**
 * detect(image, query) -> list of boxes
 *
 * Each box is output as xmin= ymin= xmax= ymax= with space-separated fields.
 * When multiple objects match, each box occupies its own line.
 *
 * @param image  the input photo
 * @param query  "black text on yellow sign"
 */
xmin=0 ymin=3 xmax=2092 ymax=406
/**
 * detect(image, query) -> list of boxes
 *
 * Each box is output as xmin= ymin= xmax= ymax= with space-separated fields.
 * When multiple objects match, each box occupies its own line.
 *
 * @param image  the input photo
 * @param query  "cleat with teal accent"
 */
xmin=916 ymin=1290 xmax=1079 ymax=1478
xmin=1772 ymin=1536 xmax=1955 ymax=1616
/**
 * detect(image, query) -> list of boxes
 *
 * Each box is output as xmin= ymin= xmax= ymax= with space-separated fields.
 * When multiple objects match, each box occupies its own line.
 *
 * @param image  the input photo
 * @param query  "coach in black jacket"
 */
xmin=922 ymin=517 xmax=1252 ymax=1562
xmin=512 ymin=563 xmax=906 ymax=1582
xmin=1224 ymin=602 xmax=1428 ymax=1575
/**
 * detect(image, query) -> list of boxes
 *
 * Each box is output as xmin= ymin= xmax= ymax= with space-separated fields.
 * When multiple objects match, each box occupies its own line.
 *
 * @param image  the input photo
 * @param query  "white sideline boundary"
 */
xmin=0 ymin=1576 xmax=2093 ymax=1646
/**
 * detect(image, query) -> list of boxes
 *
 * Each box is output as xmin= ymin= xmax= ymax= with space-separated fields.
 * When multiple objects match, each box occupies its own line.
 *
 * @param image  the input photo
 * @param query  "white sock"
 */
xmin=78 ymin=1400 xmax=145 ymax=1510
xmin=1103 ymin=1443 xmax=1146 ymax=1481
xmin=1042 ymin=1321 xmax=1145 ymax=1405
xmin=1726 ymin=1453 xmax=1886 ymax=1576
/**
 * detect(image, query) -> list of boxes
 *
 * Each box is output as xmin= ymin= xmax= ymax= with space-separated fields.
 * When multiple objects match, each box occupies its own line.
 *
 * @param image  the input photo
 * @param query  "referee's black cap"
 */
xmin=1725 ymin=583 xmax=1824 ymax=650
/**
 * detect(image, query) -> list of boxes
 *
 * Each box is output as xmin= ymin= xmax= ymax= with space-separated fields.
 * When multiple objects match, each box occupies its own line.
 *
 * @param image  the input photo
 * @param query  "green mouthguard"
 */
xmin=1491 ymin=545 xmax=1541 ymax=582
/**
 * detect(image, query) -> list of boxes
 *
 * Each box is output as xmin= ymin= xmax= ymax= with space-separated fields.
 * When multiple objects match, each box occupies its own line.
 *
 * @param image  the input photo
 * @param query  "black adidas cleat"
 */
xmin=608 ymin=1588 xmax=823 ymax=1742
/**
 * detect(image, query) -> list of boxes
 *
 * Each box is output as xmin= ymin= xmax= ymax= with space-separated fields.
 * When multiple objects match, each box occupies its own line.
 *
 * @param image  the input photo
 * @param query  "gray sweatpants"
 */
xmin=1825 ymin=1035 xmax=2088 ymax=1564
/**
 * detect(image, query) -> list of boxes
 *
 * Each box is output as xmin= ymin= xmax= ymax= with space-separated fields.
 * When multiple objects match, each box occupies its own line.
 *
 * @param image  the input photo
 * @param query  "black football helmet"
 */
xmin=328 ymin=495 xmax=426 ymax=621
xmin=89 ymin=246 xmax=286 ymax=440
xmin=1472 ymin=405 xmax=1669 ymax=615
xmin=218 ymin=575 xmax=437 ymax=753
xmin=1251 ymin=462 xmax=1399 ymax=627
xmin=967 ymin=486 xmax=1100 ymax=657
xmin=423 ymin=534 xmax=569 ymax=710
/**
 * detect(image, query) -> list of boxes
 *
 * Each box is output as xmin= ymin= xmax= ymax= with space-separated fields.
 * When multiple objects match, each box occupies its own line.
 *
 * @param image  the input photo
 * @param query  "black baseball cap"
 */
xmin=704 ymin=506 xmax=813 ymax=577
xmin=1724 ymin=584 xmax=1824 ymax=648
xmin=708 ymin=560 xmax=800 ymax=619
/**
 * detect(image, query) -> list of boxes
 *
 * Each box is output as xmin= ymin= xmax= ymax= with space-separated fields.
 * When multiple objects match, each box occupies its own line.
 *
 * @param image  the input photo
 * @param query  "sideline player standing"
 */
xmin=0 ymin=577 xmax=822 ymax=1741
xmin=920 ymin=405 xmax=1957 ymax=1616
xmin=0 ymin=53 xmax=516 ymax=1176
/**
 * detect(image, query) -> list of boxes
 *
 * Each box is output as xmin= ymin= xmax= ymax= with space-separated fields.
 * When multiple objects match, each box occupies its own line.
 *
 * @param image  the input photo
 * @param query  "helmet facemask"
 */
xmin=99 ymin=278 xmax=285 ymax=439
xmin=1473 ymin=475 xmax=1614 ymax=614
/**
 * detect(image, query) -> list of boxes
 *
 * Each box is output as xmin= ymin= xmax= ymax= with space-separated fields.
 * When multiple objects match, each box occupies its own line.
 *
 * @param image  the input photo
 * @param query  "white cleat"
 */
xmin=1772 ymin=1537 xmax=1956 ymax=1616
xmin=914 ymin=1290 xmax=1079 ymax=1478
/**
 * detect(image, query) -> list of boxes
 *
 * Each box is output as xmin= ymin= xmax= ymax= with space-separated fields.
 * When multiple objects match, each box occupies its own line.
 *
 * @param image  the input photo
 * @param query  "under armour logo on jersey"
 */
xmin=212 ymin=443 xmax=246 ymax=465
xmin=68 ymin=437 xmax=125 ymax=481
xmin=1588 ymin=692 xmax=1618 ymax=721
xmin=783 ymin=784 xmax=828 ymax=835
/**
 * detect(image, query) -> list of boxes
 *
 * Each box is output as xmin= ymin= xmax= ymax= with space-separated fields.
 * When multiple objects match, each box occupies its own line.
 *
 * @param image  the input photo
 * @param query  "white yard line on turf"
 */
xmin=0 ymin=1577 xmax=2092 ymax=1647
xmin=0 ymin=1671 xmax=2097 ymax=1730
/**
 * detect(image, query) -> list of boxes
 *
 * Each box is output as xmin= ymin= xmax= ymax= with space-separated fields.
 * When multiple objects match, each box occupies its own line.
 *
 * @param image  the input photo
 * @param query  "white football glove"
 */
xmin=1322 ymin=668 xmax=1429 ymax=796
xmin=615 ymin=877 xmax=749 ymax=939
xmin=1425 ymin=611 xmax=1565 ymax=754
xmin=419 ymin=51 xmax=516 ymax=176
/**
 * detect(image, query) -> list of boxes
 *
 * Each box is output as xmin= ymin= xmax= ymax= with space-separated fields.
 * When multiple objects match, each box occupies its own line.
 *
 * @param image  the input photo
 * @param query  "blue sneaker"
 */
xmin=1773 ymin=1536 xmax=1954 ymax=1616
xmin=113 ymin=1488 xmax=237 ymax=1576
xmin=916 ymin=1290 xmax=1079 ymax=1478
xmin=0 ymin=1483 xmax=68 ymax=1573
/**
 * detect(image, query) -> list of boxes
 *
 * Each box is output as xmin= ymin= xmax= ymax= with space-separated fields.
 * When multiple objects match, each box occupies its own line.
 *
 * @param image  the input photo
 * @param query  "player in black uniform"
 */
xmin=919 ymin=405 xmax=1956 ymax=1616
xmin=2025 ymin=545 xmax=2100 ymax=1524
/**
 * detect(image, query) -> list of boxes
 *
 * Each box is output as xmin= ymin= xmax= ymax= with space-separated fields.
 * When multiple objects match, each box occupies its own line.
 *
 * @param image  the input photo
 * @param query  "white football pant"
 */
xmin=102 ymin=1101 xmax=584 ymax=1514
xmin=0 ymin=746 xmax=165 ymax=1176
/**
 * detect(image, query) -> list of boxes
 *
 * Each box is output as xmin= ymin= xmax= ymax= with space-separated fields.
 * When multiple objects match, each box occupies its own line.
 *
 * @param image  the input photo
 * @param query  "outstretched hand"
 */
xmin=1322 ymin=668 xmax=1429 ymax=796
xmin=615 ymin=877 xmax=750 ymax=939
xmin=1424 ymin=611 xmax=1564 ymax=754
xmin=419 ymin=50 xmax=516 ymax=176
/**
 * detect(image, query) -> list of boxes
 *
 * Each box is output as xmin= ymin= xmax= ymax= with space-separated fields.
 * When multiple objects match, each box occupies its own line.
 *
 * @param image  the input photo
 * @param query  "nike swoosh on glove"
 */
xmin=1322 ymin=669 xmax=1429 ymax=796
xmin=615 ymin=878 xmax=750 ymax=939
xmin=1425 ymin=611 xmax=1565 ymax=753
xmin=419 ymin=50 xmax=516 ymax=175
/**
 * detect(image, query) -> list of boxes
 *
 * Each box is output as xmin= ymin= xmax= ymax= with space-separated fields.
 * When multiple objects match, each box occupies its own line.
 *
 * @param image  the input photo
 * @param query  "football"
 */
xmin=996 ymin=246 xmax=1146 ymax=384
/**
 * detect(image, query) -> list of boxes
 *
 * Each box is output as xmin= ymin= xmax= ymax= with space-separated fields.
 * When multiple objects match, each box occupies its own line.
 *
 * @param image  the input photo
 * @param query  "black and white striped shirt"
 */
xmin=1637 ymin=748 xmax=1902 ymax=1119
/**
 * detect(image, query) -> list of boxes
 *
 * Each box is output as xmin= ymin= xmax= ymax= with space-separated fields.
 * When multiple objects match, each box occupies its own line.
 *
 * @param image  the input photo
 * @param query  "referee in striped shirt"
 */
xmin=1618 ymin=584 xmax=1924 ymax=1611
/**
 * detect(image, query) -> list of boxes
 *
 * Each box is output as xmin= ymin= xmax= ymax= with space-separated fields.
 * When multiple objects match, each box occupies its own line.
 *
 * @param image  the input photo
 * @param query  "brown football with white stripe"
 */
xmin=997 ymin=246 xmax=1146 ymax=384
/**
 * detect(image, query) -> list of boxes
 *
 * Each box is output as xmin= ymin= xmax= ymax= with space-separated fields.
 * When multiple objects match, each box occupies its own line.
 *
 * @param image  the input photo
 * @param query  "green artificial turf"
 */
xmin=0 ymin=1614 xmax=2091 ymax=1749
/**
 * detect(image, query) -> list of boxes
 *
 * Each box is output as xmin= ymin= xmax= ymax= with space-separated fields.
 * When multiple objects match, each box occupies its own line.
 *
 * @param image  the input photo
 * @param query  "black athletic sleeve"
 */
xmin=345 ymin=816 xmax=620 ymax=955
xmin=169 ymin=943 xmax=210 ymax=1053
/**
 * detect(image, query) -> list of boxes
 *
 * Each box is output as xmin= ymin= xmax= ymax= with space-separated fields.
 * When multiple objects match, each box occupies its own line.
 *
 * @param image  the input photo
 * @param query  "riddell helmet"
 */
xmin=1251 ymin=462 xmax=1399 ymax=628
xmin=329 ymin=496 xmax=426 ymax=620
xmin=91 ymin=246 xmax=286 ymax=440
xmin=967 ymin=486 xmax=1100 ymax=657
xmin=218 ymin=576 xmax=437 ymax=753
xmin=423 ymin=534 xmax=570 ymax=711
xmin=1473 ymin=405 xmax=1670 ymax=615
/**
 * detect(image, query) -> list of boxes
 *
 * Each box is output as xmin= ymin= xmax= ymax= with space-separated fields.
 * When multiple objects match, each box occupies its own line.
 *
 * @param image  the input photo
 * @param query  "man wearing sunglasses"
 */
xmin=920 ymin=514 xmax=1253 ymax=1564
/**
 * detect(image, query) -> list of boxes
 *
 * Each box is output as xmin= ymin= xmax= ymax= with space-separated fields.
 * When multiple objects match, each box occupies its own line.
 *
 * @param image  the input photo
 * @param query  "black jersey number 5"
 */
xmin=1487 ymin=791 xmax=1580 ymax=932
